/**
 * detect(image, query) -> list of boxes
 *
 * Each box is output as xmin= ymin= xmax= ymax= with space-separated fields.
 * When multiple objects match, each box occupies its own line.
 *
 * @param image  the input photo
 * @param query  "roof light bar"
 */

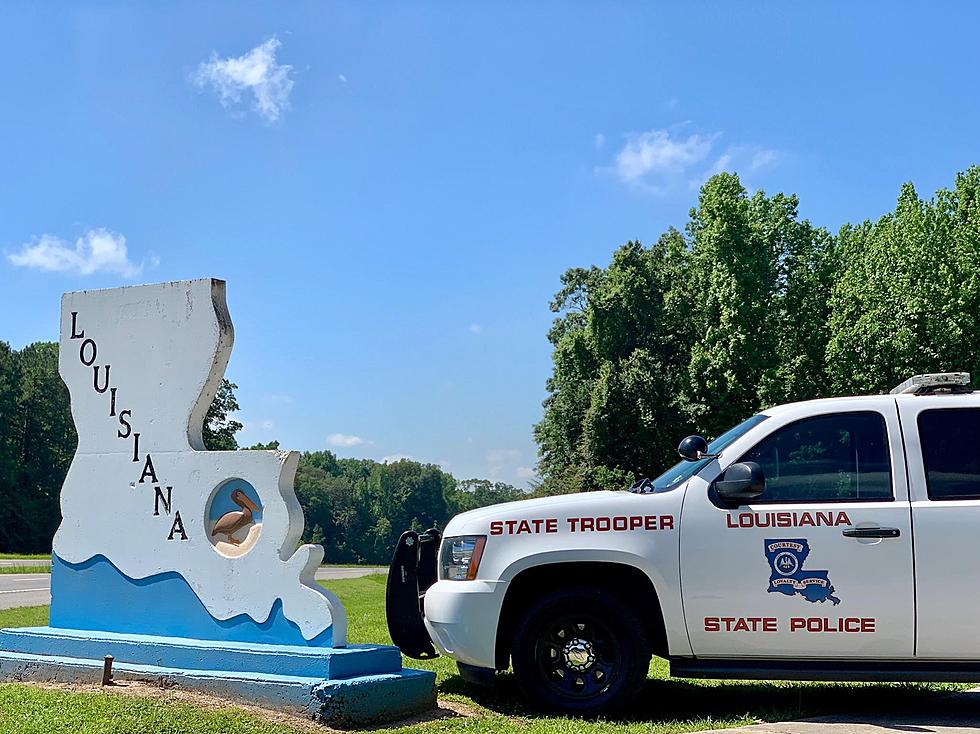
xmin=889 ymin=372 xmax=972 ymax=395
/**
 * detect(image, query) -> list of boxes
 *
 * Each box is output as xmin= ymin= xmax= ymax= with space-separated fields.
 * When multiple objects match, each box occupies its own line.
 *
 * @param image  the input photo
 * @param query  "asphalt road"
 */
xmin=0 ymin=574 xmax=51 ymax=609
xmin=0 ymin=566 xmax=386 ymax=610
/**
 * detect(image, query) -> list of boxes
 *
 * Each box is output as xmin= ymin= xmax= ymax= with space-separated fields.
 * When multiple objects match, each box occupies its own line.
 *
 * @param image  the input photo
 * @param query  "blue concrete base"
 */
xmin=0 ymin=627 xmax=435 ymax=726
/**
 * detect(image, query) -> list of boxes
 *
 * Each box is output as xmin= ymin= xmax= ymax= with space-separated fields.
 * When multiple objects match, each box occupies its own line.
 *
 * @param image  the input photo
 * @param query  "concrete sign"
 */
xmin=52 ymin=279 xmax=344 ymax=646
xmin=0 ymin=279 xmax=434 ymax=725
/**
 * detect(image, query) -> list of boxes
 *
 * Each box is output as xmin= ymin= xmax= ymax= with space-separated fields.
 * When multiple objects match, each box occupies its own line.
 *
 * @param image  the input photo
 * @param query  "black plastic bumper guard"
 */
xmin=385 ymin=528 xmax=441 ymax=659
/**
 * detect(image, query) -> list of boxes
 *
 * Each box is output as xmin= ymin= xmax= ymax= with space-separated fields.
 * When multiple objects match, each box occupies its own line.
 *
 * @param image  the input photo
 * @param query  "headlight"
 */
xmin=440 ymin=535 xmax=486 ymax=581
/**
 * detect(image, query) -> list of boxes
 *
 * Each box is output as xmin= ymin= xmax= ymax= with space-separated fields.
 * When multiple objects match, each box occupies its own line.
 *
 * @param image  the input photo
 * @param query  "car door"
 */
xmin=680 ymin=400 xmax=915 ymax=659
xmin=899 ymin=398 xmax=980 ymax=658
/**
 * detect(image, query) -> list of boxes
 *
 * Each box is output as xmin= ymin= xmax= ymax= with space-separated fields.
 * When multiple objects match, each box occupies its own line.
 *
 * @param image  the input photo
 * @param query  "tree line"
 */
xmin=247 ymin=439 xmax=523 ymax=563
xmin=0 ymin=347 xmax=523 ymax=559
xmin=534 ymin=166 xmax=980 ymax=494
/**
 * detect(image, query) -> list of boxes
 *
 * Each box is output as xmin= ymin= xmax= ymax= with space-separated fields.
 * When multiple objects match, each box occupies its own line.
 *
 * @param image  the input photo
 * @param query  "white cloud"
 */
xmin=486 ymin=448 xmax=522 ymax=464
xmin=468 ymin=322 xmax=483 ymax=334
xmin=666 ymin=96 xmax=679 ymax=110
xmin=193 ymin=37 xmax=294 ymax=122
xmin=327 ymin=433 xmax=366 ymax=448
xmin=486 ymin=448 xmax=524 ymax=481
xmin=693 ymin=145 xmax=780 ymax=189
xmin=703 ymin=152 xmax=733 ymax=180
xmin=337 ymin=73 xmax=348 ymax=84
xmin=601 ymin=128 xmax=779 ymax=194
xmin=7 ymin=229 xmax=143 ymax=278
xmin=750 ymin=149 xmax=779 ymax=170
xmin=516 ymin=466 xmax=536 ymax=480
xmin=612 ymin=130 xmax=716 ymax=183
xmin=594 ymin=132 xmax=606 ymax=150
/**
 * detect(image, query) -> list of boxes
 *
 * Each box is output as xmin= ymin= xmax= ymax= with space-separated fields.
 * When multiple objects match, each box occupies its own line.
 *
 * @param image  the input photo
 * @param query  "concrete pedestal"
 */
xmin=0 ymin=626 xmax=435 ymax=726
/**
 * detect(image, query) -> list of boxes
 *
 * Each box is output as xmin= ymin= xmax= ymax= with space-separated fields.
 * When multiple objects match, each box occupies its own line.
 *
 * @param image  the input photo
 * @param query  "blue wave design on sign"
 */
xmin=49 ymin=554 xmax=334 ymax=647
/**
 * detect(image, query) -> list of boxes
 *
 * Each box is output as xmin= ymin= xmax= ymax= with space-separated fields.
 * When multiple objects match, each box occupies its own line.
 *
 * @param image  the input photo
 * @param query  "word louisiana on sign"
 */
xmin=50 ymin=279 xmax=345 ymax=646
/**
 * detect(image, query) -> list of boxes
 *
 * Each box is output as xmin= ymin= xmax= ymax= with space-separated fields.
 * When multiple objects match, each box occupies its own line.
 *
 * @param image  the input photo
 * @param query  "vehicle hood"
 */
xmin=443 ymin=490 xmax=626 ymax=536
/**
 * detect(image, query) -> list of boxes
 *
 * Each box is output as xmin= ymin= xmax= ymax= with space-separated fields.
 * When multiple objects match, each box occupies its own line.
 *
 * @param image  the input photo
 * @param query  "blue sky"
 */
xmin=2 ymin=3 xmax=979 ymax=487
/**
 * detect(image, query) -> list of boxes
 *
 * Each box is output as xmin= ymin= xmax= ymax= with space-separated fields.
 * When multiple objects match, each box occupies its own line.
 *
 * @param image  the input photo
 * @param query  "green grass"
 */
xmin=0 ymin=553 xmax=50 ymax=561
xmin=0 ymin=566 xmax=50 ymax=574
xmin=0 ymin=576 xmax=970 ymax=733
xmin=0 ymin=605 xmax=48 ymax=629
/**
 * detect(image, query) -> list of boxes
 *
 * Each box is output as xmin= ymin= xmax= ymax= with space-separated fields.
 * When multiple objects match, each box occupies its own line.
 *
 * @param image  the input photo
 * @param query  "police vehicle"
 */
xmin=386 ymin=373 xmax=980 ymax=715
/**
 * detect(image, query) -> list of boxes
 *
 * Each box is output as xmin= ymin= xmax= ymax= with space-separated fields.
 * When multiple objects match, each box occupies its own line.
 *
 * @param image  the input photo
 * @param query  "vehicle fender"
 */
xmin=497 ymin=548 xmax=692 ymax=657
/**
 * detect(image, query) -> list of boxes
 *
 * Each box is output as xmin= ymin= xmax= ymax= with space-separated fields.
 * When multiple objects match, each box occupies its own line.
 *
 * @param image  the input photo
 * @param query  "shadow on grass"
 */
xmin=440 ymin=667 xmax=980 ymax=725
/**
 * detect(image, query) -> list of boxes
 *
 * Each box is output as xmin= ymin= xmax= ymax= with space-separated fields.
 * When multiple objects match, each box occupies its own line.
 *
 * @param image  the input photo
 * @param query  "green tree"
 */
xmin=0 ymin=342 xmax=76 ymax=552
xmin=683 ymin=174 xmax=778 ymax=437
xmin=683 ymin=174 xmax=835 ymax=435
xmin=246 ymin=440 xmax=280 ymax=450
xmin=446 ymin=479 xmax=524 ymax=516
xmin=0 ymin=343 xmax=24 ymax=551
xmin=202 ymin=379 xmax=243 ymax=450
xmin=536 ymin=174 xmax=838 ymax=494
xmin=535 ymin=231 xmax=692 ymax=493
xmin=827 ymin=168 xmax=980 ymax=393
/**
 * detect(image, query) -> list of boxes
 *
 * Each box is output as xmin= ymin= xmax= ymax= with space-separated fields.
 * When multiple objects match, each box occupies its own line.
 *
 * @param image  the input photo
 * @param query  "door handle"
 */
xmin=842 ymin=526 xmax=901 ymax=539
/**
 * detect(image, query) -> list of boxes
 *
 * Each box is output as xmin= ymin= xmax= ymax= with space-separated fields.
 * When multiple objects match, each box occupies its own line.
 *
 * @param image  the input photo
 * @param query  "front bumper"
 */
xmin=423 ymin=579 xmax=508 ymax=670
xmin=385 ymin=529 xmax=508 ymax=670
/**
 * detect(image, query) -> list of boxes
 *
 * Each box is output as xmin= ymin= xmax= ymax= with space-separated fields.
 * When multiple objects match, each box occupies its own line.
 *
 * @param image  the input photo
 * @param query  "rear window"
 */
xmin=918 ymin=408 xmax=980 ymax=500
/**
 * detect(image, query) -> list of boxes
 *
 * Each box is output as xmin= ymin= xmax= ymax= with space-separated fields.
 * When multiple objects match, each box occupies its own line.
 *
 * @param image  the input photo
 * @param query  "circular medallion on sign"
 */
xmin=206 ymin=479 xmax=263 ymax=558
xmin=774 ymin=551 xmax=799 ymax=576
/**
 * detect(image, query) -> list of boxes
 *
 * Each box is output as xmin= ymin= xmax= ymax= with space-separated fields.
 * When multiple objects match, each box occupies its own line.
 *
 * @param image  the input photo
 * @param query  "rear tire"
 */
xmin=510 ymin=586 xmax=650 ymax=716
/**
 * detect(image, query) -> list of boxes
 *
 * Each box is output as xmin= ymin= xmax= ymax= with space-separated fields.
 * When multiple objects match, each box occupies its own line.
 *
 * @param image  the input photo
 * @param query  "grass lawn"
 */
xmin=0 ymin=554 xmax=50 ymax=561
xmin=0 ymin=574 xmax=969 ymax=733
xmin=0 ymin=566 xmax=50 ymax=575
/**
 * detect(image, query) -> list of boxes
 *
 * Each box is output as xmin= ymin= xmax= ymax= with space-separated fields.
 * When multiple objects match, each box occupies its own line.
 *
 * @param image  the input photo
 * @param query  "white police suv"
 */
xmin=386 ymin=373 xmax=980 ymax=715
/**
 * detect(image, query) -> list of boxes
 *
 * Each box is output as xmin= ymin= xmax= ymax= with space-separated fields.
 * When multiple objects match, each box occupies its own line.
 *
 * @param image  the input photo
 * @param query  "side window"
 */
xmin=918 ymin=408 xmax=980 ymax=500
xmin=737 ymin=412 xmax=893 ymax=503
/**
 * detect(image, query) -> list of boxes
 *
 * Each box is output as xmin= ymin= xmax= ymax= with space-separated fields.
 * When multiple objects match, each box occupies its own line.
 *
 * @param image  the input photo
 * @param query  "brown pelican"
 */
xmin=211 ymin=489 xmax=260 ymax=545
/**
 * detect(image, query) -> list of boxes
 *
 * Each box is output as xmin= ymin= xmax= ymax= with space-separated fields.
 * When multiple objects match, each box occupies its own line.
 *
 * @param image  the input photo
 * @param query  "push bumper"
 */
xmin=385 ymin=529 xmax=507 ymax=671
xmin=385 ymin=529 xmax=441 ymax=660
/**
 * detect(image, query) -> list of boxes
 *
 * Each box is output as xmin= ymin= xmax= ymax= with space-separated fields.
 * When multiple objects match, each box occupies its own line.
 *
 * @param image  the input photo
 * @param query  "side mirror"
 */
xmin=715 ymin=462 xmax=765 ymax=504
xmin=677 ymin=435 xmax=717 ymax=462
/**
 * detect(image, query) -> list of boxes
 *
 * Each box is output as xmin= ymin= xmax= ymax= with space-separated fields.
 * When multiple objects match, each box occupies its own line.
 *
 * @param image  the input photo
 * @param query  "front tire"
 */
xmin=510 ymin=587 xmax=650 ymax=716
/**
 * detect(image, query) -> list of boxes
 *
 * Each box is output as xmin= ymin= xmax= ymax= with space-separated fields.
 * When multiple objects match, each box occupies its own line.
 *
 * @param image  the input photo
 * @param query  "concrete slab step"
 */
xmin=0 ymin=648 xmax=435 ymax=726
xmin=0 ymin=626 xmax=401 ymax=679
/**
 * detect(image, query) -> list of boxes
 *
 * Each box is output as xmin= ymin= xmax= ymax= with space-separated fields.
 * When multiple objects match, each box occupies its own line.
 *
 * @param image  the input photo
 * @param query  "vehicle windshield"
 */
xmin=633 ymin=414 xmax=768 ymax=494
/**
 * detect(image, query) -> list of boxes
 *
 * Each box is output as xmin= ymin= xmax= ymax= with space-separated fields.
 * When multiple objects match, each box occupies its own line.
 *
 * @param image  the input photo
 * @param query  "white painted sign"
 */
xmin=52 ymin=279 xmax=346 ymax=645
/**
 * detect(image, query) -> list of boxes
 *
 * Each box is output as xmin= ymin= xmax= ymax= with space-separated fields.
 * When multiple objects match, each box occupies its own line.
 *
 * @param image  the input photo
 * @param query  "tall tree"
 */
xmin=536 ymin=173 xmax=837 ymax=493
xmin=1 ymin=343 xmax=76 ymax=552
xmin=0 ymin=343 xmax=23 ymax=551
xmin=535 ymin=231 xmax=692 ymax=492
xmin=446 ymin=479 xmax=524 ymax=516
xmin=683 ymin=174 xmax=779 ymax=438
xmin=202 ymin=379 xmax=243 ymax=450
xmin=757 ymin=197 xmax=836 ymax=406
xmin=827 ymin=168 xmax=980 ymax=393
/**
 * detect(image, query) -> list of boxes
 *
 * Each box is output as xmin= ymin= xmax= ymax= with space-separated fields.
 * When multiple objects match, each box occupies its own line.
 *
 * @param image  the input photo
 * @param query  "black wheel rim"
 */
xmin=532 ymin=611 xmax=622 ymax=702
